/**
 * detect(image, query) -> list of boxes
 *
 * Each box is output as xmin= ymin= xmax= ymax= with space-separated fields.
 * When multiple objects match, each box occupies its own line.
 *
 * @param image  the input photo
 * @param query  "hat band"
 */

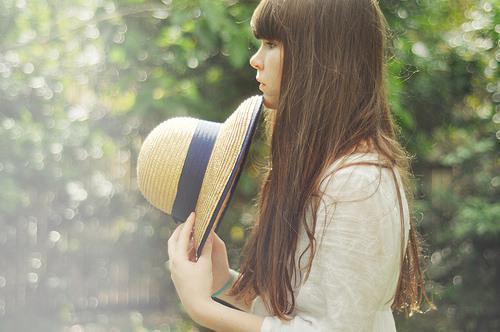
xmin=171 ymin=120 xmax=220 ymax=223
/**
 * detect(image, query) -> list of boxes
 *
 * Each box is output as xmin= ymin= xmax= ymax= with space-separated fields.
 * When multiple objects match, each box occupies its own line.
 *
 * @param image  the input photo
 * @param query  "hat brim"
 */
xmin=194 ymin=95 xmax=263 ymax=258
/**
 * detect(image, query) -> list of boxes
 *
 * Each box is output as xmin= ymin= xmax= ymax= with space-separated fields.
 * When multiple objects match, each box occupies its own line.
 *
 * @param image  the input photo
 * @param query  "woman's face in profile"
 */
xmin=249 ymin=39 xmax=284 ymax=110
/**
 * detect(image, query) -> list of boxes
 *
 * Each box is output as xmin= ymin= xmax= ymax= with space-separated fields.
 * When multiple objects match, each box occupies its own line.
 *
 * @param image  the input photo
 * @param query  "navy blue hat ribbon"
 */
xmin=171 ymin=120 xmax=220 ymax=223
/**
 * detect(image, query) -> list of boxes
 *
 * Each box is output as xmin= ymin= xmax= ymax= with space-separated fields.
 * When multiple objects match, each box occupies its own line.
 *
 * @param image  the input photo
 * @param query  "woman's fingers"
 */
xmin=177 ymin=212 xmax=195 ymax=258
xmin=214 ymin=232 xmax=225 ymax=244
xmin=168 ymin=223 xmax=183 ymax=247
xmin=167 ymin=223 xmax=184 ymax=268
xmin=187 ymin=235 xmax=196 ymax=261
xmin=212 ymin=231 xmax=225 ymax=253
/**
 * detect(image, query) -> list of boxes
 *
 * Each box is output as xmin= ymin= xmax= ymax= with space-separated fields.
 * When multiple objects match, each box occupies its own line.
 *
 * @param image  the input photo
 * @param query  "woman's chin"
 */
xmin=262 ymin=96 xmax=278 ymax=110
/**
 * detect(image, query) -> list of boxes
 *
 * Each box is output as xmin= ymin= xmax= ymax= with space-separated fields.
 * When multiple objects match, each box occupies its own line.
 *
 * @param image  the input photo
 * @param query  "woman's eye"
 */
xmin=265 ymin=42 xmax=275 ymax=49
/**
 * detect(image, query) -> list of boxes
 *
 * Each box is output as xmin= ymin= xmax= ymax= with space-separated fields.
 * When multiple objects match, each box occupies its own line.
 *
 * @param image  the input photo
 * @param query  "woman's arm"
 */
xmin=213 ymin=268 xmax=253 ymax=312
xmin=192 ymin=299 xmax=264 ymax=332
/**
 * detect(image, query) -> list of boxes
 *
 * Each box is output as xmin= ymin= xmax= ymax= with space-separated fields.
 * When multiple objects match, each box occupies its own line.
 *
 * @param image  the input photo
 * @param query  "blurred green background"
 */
xmin=0 ymin=0 xmax=498 ymax=331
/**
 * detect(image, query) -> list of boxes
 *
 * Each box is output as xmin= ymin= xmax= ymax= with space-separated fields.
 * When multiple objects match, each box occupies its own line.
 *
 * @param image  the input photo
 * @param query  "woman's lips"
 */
xmin=259 ymin=83 xmax=265 ymax=90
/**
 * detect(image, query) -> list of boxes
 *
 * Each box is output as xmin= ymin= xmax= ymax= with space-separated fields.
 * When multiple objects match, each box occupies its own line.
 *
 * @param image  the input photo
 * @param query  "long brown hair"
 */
xmin=229 ymin=0 xmax=434 ymax=319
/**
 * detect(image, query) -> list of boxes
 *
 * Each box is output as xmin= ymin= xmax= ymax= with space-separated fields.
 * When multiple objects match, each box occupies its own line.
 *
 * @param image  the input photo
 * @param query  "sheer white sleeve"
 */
xmin=258 ymin=165 xmax=408 ymax=332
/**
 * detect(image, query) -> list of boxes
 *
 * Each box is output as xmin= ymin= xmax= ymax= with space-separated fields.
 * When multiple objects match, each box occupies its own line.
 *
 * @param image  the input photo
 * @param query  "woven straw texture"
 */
xmin=136 ymin=117 xmax=198 ymax=214
xmin=193 ymin=96 xmax=259 ymax=251
xmin=136 ymin=96 xmax=260 ymax=255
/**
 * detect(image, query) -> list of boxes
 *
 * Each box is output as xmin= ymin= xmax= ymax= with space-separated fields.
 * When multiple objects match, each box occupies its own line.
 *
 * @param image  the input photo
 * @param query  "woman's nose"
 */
xmin=249 ymin=50 xmax=262 ymax=70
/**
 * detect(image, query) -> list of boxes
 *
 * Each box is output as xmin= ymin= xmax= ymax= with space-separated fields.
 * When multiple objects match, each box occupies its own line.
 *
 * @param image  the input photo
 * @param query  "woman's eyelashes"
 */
xmin=264 ymin=41 xmax=276 ymax=49
xmin=256 ymin=39 xmax=276 ymax=50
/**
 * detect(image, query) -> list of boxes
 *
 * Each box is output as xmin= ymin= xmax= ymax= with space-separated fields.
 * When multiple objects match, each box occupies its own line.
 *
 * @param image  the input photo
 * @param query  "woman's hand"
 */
xmin=167 ymin=211 xmax=214 ymax=318
xmin=211 ymin=232 xmax=232 ymax=294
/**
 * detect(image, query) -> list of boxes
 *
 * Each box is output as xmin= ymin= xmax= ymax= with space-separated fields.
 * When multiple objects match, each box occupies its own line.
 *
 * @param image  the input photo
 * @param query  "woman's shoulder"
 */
xmin=319 ymin=152 xmax=397 ymax=204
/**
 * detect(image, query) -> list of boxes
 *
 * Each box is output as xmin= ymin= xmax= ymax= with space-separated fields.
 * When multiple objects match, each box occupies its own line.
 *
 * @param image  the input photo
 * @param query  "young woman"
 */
xmin=167 ymin=0 xmax=432 ymax=331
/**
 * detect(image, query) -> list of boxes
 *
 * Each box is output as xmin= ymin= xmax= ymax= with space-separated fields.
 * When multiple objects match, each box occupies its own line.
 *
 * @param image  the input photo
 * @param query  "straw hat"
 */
xmin=137 ymin=95 xmax=263 ymax=259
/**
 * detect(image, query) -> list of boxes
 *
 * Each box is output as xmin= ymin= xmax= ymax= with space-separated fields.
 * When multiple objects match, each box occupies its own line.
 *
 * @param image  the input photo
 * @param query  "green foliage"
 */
xmin=0 ymin=0 xmax=498 ymax=330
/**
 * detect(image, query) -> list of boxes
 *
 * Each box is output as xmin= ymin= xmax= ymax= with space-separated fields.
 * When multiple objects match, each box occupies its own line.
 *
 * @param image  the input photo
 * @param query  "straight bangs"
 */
xmin=250 ymin=0 xmax=284 ymax=41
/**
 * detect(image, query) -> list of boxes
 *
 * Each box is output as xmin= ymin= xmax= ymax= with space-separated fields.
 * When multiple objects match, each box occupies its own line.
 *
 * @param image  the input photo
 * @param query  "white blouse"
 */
xmin=246 ymin=152 xmax=410 ymax=332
